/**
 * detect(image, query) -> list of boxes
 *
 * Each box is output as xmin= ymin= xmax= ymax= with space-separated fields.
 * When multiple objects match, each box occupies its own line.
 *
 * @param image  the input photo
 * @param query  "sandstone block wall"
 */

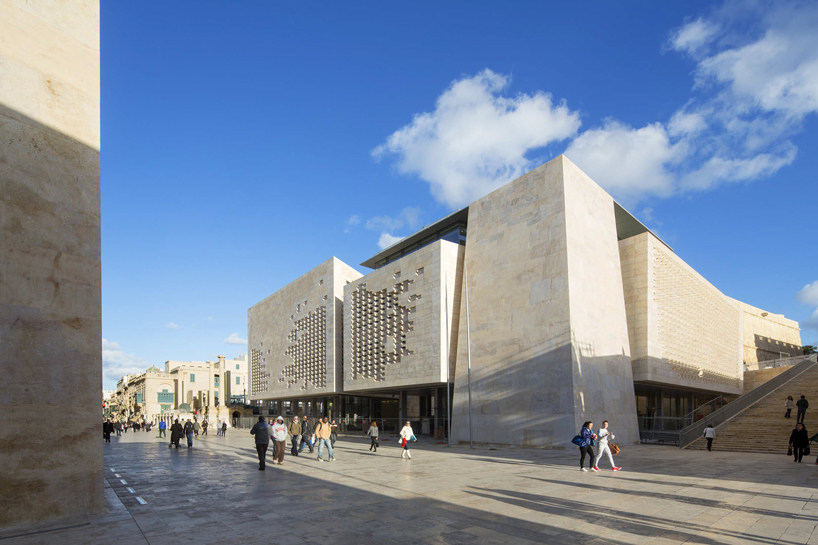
xmin=343 ymin=240 xmax=463 ymax=392
xmin=248 ymin=258 xmax=361 ymax=399
xmin=0 ymin=0 xmax=101 ymax=528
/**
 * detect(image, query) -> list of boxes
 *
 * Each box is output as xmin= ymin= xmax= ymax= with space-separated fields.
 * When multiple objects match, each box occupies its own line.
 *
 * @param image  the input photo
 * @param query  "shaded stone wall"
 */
xmin=0 ymin=0 xmax=101 ymax=528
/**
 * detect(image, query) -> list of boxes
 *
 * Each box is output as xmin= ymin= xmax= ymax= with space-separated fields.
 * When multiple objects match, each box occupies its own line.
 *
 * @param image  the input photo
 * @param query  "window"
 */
xmin=189 ymin=373 xmax=195 ymax=383
xmin=236 ymin=364 xmax=240 ymax=370
xmin=135 ymin=393 xmax=143 ymax=403
xmin=236 ymin=377 xmax=240 ymax=385
xmin=157 ymin=392 xmax=174 ymax=403
xmin=214 ymin=376 xmax=220 ymax=387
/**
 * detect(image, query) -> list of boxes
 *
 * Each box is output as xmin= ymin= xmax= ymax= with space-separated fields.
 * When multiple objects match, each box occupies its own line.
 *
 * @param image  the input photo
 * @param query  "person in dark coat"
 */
xmin=789 ymin=423 xmax=809 ymax=463
xmin=169 ymin=418 xmax=184 ymax=449
xmin=183 ymin=419 xmax=195 ymax=448
xmin=796 ymin=395 xmax=809 ymax=424
xmin=103 ymin=419 xmax=114 ymax=443
xmin=250 ymin=416 xmax=271 ymax=470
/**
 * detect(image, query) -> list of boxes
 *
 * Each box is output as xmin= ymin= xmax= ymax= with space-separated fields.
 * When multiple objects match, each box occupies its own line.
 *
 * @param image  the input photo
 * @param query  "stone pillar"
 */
xmin=0 ymin=1 xmax=101 ymax=528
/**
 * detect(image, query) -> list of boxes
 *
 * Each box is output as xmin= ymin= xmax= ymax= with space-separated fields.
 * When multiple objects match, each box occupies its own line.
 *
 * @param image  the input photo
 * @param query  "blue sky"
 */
xmin=101 ymin=0 xmax=818 ymax=389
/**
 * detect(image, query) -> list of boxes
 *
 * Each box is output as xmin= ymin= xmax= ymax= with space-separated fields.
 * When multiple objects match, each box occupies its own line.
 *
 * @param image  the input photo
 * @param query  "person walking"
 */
xmin=796 ymin=395 xmax=809 ymax=424
xmin=202 ymin=419 xmax=208 ymax=436
xmin=789 ymin=423 xmax=809 ymax=463
xmin=330 ymin=419 xmax=339 ymax=448
xmin=366 ymin=421 xmax=379 ymax=452
xmin=288 ymin=416 xmax=302 ymax=457
xmin=785 ymin=396 xmax=794 ymax=419
xmin=592 ymin=420 xmax=621 ymax=471
xmin=103 ymin=419 xmax=114 ymax=443
xmin=115 ymin=421 xmax=122 ymax=437
xmin=703 ymin=424 xmax=716 ymax=451
xmin=578 ymin=421 xmax=596 ymax=471
xmin=399 ymin=420 xmax=416 ymax=459
xmin=169 ymin=418 xmax=184 ymax=449
xmin=250 ymin=416 xmax=271 ymax=470
xmin=158 ymin=419 xmax=167 ymax=438
xmin=271 ymin=416 xmax=288 ymax=465
xmin=315 ymin=416 xmax=335 ymax=462
xmin=299 ymin=417 xmax=315 ymax=454
xmin=221 ymin=421 xmax=227 ymax=437
xmin=184 ymin=419 xmax=195 ymax=448
xmin=193 ymin=419 xmax=200 ymax=437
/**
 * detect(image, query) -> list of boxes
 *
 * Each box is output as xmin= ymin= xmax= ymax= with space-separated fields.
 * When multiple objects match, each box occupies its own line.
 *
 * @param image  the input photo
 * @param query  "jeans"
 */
xmin=317 ymin=438 xmax=334 ymax=460
xmin=797 ymin=409 xmax=806 ymax=424
xmin=159 ymin=429 xmax=166 ymax=438
xmin=299 ymin=435 xmax=314 ymax=453
xmin=186 ymin=433 xmax=194 ymax=447
xmin=706 ymin=438 xmax=713 ymax=451
xmin=291 ymin=435 xmax=300 ymax=455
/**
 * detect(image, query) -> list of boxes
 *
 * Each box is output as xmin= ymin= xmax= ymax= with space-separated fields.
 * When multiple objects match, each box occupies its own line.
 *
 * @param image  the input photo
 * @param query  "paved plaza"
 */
xmin=1 ymin=429 xmax=817 ymax=545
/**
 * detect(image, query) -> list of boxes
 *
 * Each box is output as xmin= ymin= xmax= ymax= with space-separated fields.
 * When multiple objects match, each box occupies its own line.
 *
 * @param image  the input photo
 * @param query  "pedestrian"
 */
xmin=115 ymin=421 xmax=122 ymax=437
xmin=367 ymin=421 xmax=379 ymax=452
xmin=314 ymin=416 xmax=335 ymax=462
xmin=789 ymin=423 xmax=809 ymax=463
xmin=785 ymin=396 xmax=793 ymax=418
xmin=399 ymin=420 xmax=416 ymax=459
xmin=592 ymin=420 xmax=621 ymax=471
xmin=193 ymin=419 xmax=200 ymax=437
xmin=222 ymin=421 xmax=227 ymax=437
xmin=288 ymin=415 xmax=302 ymax=457
xmin=250 ymin=416 xmax=271 ymax=470
xmin=299 ymin=417 xmax=314 ymax=454
xmin=796 ymin=395 xmax=809 ymax=424
xmin=169 ymin=418 xmax=183 ymax=449
xmin=184 ymin=419 xmax=195 ymax=448
xmin=271 ymin=416 xmax=288 ymax=465
xmin=103 ymin=419 xmax=114 ymax=443
xmin=330 ymin=419 xmax=338 ymax=448
xmin=158 ymin=419 xmax=167 ymax=438
xmin=202 ymin=419 xmax=208 ymax=435
xmin=578 ymin=421 xmax=596 ymax=471
xmin=216 ymin=420 xmax=223 ymax=437
xmin=703 ymin=424 xmax=716 ymax=451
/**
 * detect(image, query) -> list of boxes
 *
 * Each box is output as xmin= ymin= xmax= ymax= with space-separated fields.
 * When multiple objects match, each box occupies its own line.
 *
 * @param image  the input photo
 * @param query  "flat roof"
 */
xmin=360 ymin=201 xmax=668 ymax=269
xmin=360 ymin=207 xmax=469 ymax=269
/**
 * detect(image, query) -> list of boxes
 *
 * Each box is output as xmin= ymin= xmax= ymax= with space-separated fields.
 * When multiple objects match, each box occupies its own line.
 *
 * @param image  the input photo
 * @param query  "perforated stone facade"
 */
xmin=621 ymin=232 xmax=744 ymax=394
xmin=248 ymin=257 xmax=361 ymax=399
xmin=344 ymin=240 xmax=463 ymax=392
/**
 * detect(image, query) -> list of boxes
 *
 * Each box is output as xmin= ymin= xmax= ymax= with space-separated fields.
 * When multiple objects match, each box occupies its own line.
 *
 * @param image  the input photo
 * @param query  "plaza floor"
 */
xmin=1 ymin=430 xmax=817 ymax=545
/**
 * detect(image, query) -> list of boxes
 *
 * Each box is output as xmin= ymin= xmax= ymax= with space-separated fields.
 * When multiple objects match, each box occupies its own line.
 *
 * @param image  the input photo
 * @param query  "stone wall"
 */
xmin=343 ymin=240 xmax=463 ymax=392
xmin=734 ymin=301 xmax=802 ymax=366
xmin=0 ymin=0 xmax=101 ymax=528
xmin=247 ymin=257 xmax=361 ymax=399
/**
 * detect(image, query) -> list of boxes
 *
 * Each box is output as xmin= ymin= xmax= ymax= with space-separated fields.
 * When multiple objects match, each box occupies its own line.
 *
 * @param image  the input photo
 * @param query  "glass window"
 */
xmin=189 ymin=373 xmax=195 ymax=383
xmin=236 ymin=364 xmax=240 ymax=370
xmin=235 ymin=377 xmax=240 ymax=385
xmin=214 ymin=376 xmax=220 ymax=387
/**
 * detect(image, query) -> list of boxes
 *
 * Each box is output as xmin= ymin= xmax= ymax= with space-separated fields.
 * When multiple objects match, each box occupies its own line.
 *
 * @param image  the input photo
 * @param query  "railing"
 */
xmin=638 ymin=417 xmax=685 ymax=445
xmin=679 ymin=356 xmax=817 ymax=448
xmin=682 ymin=395 xmax=726 ymax=423
xmin=754 ymin=353 xmax=816 ymax=370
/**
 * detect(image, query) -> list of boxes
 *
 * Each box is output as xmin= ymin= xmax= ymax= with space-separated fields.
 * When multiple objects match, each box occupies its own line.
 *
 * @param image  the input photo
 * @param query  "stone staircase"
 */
xmin=685 ymin=361 xmax=818 ymax=454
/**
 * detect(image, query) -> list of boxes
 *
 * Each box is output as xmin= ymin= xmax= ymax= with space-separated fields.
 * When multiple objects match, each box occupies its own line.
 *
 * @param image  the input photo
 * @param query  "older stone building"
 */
xmin=248 ymin=155 xmax=801 ymax=447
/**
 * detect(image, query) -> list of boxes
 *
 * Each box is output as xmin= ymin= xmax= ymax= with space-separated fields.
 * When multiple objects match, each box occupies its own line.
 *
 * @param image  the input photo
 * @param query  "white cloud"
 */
xmin=347 ymin=214 xmax=361 ymax=226
xmin=669 ymin=18 xmax=720 ymax=56
xmin=374 ymin=69 xmax=581 ymax=208
xmin=378 ymin=233 xmax=403 ymax=249
xmin=166 ymin=322 xmax=181 ymax=330
xmin=102 ymin=338 xmax=150 ymax=385
xmin=365 ymin=207 xmax=422 ymax=232
xmin=797 ymin=281 xmax=818 ymax=306
xmin=224 ymin=333 xmax=247 ymax=345
xmin=565 ymin=121 xmax=681 ymax=202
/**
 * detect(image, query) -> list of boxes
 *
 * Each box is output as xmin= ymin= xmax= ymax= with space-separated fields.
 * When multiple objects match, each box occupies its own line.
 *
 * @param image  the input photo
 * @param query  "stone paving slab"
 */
xmin=1 ymin=431 xmax=816 ymax=544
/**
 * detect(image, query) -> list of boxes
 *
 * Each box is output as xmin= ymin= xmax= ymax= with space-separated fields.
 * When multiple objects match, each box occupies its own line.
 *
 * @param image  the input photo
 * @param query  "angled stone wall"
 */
xmin=0 ymin=0 xmax=101 ymax=528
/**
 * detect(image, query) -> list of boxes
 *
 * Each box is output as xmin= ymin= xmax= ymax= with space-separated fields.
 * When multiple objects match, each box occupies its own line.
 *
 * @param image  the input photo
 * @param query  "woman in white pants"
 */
xmin=593 ymin=420 xmax=621 ymax=471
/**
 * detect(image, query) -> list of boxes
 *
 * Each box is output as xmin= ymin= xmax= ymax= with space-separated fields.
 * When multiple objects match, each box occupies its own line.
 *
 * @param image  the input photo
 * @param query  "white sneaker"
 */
xmin=580 ymin=468 xmax=588 ymax=471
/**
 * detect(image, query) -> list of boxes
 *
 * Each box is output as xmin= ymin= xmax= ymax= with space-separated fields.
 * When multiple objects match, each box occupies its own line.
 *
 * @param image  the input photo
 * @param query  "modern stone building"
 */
xmin=0 ymin=1 xmax=101 ymax=528
xmin=249 ymin=155 xmax=801 ymax=447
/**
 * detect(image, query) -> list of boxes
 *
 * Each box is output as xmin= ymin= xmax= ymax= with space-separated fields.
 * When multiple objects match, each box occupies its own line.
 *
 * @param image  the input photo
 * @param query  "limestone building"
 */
xmin=0 ymin=1 xmax=101 ymax=528
xmin=248 ymin=155 xmax=801 ymax=447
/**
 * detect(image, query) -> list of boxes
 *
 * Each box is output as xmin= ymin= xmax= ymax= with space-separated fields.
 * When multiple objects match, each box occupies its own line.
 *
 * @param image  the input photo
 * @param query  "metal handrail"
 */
xmin=679 ymin=355 xmax=817 ymax=448
xmin=681 ymin=395 xmax=725 ymax=423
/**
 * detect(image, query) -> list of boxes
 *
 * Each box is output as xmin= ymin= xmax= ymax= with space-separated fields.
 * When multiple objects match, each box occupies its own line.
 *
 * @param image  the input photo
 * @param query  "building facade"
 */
xmin=248 ymin=155 xmax=801 ymax=447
